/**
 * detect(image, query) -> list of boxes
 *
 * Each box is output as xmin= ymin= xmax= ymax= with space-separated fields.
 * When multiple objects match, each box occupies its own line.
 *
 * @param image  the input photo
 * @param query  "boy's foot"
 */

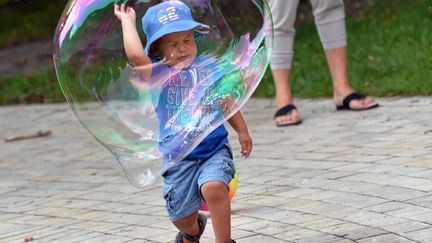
xmin=274 ymin=104 xmax=302 ymax=127
xmin=175 ymin=213 xmax=207 ymax=243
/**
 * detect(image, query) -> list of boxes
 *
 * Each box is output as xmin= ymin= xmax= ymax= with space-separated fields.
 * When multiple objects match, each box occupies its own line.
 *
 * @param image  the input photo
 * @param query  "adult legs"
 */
xmin=311 ymin=0 xmax=376 ymax=109
xmin=268 ymin=0 xmax=301 ymax=126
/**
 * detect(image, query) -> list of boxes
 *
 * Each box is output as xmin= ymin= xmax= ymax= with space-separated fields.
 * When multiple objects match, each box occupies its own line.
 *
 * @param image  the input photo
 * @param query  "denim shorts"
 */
xmin=162 ymin=145 xmax=235 ymax=222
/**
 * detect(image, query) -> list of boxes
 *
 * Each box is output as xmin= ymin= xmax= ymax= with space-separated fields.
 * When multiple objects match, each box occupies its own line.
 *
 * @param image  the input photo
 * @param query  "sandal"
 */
xmin=175 ymin=213 xmax=207 ymax=243
xmin=336 ymin=92 xmax=379 ymax=111
xmin=274 ymin=104 xmax=302 ymax=127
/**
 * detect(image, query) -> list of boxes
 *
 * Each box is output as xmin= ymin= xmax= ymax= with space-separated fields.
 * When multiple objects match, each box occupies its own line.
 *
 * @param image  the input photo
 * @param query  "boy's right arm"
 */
xmin=227 ymin=111 xmax=252 ymax=158
xmin=114 ymin=4 xmax=152 ymax=79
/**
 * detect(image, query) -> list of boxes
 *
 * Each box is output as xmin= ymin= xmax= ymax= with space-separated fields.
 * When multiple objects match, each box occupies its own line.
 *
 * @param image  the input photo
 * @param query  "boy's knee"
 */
xmin=201 ymin=181 xmax=229 ymax=202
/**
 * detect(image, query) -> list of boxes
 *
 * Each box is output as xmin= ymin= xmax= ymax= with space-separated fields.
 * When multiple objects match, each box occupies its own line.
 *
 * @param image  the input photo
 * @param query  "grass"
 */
xmin=0 ymin=0 xmax=431 ymax=105
xmin=0 ymin=69 xmax=65 ymax=104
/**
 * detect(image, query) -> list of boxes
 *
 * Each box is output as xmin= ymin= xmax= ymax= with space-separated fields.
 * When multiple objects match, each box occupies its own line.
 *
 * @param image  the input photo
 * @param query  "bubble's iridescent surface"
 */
xmin=53 ymin=0 xmax=273 ymax=188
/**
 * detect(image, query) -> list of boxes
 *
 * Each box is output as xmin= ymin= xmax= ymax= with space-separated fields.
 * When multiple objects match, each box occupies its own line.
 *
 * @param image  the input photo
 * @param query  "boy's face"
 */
xmin=157 ymin=30 xmax=197 ymax=68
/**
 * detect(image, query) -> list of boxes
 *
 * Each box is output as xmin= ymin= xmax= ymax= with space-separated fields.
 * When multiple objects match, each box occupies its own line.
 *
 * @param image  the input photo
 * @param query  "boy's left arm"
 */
xmin=227 ymin=111 xmax=252 ymax=158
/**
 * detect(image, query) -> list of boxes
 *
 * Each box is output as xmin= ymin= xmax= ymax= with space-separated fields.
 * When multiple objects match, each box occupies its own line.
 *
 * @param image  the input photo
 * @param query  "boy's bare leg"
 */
xmin=272 ymin=69 xmax=301 ymax=125
xmin=173 ymin=212 xmax=200 ymax=243
xmin=201 ymin=181 xmax=232 ymax=243
xmin=325 ymin=47 xmax=376 ymax=109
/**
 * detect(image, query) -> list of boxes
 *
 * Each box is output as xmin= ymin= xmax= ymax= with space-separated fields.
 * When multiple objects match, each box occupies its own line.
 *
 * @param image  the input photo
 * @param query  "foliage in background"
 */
xmin=0 ymin=0 xmax=431 ymax=105
xmin=0 ymin=0 xmax=67 ymax=48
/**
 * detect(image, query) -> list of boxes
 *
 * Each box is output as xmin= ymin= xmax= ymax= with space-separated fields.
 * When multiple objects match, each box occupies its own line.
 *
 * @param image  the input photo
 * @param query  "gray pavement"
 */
xmin=1 ymin=97 xmax=432 ymax=243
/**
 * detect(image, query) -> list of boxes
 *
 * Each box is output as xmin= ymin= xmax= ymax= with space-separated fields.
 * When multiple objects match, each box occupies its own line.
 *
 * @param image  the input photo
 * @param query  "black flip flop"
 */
xmin=274 ymin=104 xmax=302 ymax=127
xmin=336 ymin=92 xmax=379 ymax=111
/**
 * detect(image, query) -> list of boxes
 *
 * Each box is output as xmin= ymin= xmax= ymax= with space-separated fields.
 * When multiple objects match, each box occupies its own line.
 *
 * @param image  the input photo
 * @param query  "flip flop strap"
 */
xmin=274 ymin=104 xmax=297 ymax=118
xmin=342 ymin=92 xmax=366 ymax=109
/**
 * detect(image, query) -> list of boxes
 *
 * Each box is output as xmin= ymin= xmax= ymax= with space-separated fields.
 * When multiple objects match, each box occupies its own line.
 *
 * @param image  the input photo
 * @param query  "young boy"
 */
xmin=114 ymin=1 xmax=252 ymax=242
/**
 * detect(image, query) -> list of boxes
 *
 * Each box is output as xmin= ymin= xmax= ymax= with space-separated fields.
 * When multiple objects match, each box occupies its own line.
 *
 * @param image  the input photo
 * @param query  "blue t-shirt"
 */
xmin=152 ymin=56 xmax=228 ymax=165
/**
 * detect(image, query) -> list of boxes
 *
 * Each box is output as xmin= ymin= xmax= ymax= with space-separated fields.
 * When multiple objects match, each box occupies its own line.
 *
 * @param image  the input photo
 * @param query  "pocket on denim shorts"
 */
xmin=223 ymin=143 xmax=234 ymax=160
xmin=219 ymin=147 xmax=235 ymax=179
xmin=162 ymin=184 xmax=175 ymax=214
xmin=224 ymin=159 xmax=235 ymax=179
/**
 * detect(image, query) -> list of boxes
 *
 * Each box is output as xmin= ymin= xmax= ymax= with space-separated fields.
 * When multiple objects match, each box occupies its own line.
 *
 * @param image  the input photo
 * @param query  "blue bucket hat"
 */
xmin=142 ymin=0 xmax=210 ymax=55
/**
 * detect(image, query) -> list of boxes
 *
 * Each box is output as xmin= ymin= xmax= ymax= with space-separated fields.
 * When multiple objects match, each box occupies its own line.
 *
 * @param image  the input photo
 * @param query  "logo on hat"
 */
xmin=159 ymin=6 xmax=180 ymax=24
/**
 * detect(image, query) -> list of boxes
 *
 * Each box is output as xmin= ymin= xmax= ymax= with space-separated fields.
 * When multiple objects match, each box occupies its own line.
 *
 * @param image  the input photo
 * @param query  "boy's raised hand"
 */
xmin=114 ymin=3 xmax=136 ymax=23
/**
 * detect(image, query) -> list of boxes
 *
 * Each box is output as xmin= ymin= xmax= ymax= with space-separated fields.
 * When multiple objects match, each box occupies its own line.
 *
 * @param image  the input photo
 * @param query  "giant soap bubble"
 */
xmin=53 ymin=0 xmax=273 ymax=188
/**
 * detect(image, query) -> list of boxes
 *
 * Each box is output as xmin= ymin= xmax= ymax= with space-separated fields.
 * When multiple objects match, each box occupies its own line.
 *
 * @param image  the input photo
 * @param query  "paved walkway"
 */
xmin=1 ymin=97 xmax=432 ymax=243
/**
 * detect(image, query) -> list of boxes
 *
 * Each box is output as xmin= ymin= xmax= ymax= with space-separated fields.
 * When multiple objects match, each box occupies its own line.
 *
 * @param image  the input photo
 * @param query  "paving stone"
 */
xmin=235 ymin=234 xmax=290 ymax=243
xmin=0 ymin=223 xmax=44 ymax=240
xmin=357 ymin=233 xmax=415 ymax=243
xmin=32 ymin=216 xmax=82 ymax=227
xmin=320 ymin=223 xmax=386 ymax=240
xmin=239 ymin=220 xmax=293 ymax=235
xmin=69 ymin=210 xmax=112 ymax=220
xmin=342 ymin=173 xmax=432 ymax=191
xmin=381 ymin=221 xmax=431 ymax=235
xmin=275 ymin=226 xmax=324 ymax=241
xmin=364 ymin=202 xmax=409 ymax=213
xmin=301 ymin=191 xmax=388 ymax=208
xmin=58 ymin=231 xmax=107 ymax=242
xmin=386 ymin=205 xmax=432 ymax=221
xmin=297 ymin=217 xmax=346 ymax=230
xmin=406 ymin=195 xmax=432 ymax=208
xmin=295 ymin=234 xmax=350 ymax=243
xmin=0 ymin=227 xmax=69 ymax=243
xmin=65 ymin=221 xmax=128 ymax=233
xmin=1 ymin=98 xmax=432 ymax=242
xmin=404 ymin=227 xmax=432 ymax=242
xmin=150 ymin=230 xmax=178 ymax=242
xmin=109 ymin=225 xmax=172 ymax=239
xmin=79 ymin=234 xmax=135 ymax=243
xmin=231 ymin=228 xmax=258 ymax=240
xmin=23 ymin=228 xmax=89 ymax=242
xmin=356 ymin=185 xmax=428 ymax=201
xmin=95 ymin=213 xmax=165 ymax=226
xmin=402 ymin=212 xmax=432 ymax=224
xmin=0 ymin=213 xmax=21 ymax=221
